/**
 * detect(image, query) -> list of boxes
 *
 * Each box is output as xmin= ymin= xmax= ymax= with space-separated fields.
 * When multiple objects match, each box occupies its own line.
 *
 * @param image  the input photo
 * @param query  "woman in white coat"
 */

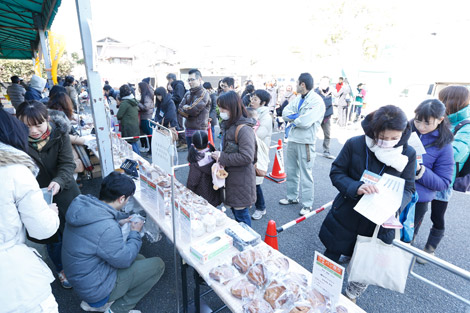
xmin=0 ymin=108 xmax=60 ymax=313
xmin=250 ymin=89 xmax=273 ymax=220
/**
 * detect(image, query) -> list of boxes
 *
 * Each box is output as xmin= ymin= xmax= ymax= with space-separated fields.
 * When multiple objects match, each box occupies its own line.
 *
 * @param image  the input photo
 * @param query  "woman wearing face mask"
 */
xmin=411 ymin=100 xmax=454 ymax=261
xmin=16 ymin=100 xmax=81 ymax=290
xmin=249 ymin=89 xmax=272 ymax=220
xmin=319 ymin=105 xmax=416 ymax=302
xmin=211 ymin=91 xmax=257 ymax=226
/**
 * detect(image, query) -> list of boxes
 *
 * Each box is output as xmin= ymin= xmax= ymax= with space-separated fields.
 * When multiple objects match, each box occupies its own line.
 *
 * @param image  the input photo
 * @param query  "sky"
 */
xmin=51 ymin=0 xmax=470 ymax=89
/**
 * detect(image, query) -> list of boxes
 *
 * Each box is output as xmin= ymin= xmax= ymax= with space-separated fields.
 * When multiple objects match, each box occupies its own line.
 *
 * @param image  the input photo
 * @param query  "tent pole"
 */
xmin=75 ymin=0 xmax=114 ymax=177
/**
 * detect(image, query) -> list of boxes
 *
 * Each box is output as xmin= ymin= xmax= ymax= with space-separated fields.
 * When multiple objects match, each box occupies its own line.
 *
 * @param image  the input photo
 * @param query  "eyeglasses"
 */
xmin=188 ymin=78 xmax=196 ymax=82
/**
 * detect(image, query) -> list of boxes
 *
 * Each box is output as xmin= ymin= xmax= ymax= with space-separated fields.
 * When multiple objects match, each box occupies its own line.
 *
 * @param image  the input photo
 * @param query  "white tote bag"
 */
xmin=347 ymin=225 xmax=413 ymax=293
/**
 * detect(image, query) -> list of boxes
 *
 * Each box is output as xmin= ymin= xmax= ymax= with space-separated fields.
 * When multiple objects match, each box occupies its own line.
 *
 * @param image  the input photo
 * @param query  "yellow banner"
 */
xmin=34 ymin=51 xmax=42 ymax=76
xmin=48 ymin=32 xmax=66 ymax=85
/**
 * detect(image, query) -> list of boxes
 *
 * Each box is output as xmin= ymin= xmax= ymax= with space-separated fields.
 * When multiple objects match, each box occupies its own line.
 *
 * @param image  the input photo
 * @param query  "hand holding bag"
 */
xmin=347 ymin=225 xmax=413 ymax=293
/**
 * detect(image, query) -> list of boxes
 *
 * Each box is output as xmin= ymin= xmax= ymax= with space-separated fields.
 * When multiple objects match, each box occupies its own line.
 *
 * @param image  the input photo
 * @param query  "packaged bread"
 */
xmin=230 ymin=278 xmax=256 ymax=299
xmin=247 ymin=263 xmax=267 ymax=287
xmin=336 ymin=305 xmax=349 ymax=313
xmin=209 ymin=264 xmax=237 ymax=285
xmin=242 ymin=298 xmax=274 ymax=313
xmin=263 ymin=280 xmax=287 ymax=309
xmin=289 ymin=305 xmax=312 ymax=313
xmin=232 ymin=249 xmax=257 ymax=273
xmin=264 ymin=256 xmax=289 ymax=274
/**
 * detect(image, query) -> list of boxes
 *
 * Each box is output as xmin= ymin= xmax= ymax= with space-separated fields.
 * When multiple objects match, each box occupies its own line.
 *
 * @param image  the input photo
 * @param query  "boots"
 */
xmin=416 ymin=227 xmax=444 ymax=264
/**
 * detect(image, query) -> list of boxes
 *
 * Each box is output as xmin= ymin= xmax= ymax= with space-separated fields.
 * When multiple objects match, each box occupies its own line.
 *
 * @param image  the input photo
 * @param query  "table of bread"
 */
xmin=109 ymin=136 xmax=367 ymax=313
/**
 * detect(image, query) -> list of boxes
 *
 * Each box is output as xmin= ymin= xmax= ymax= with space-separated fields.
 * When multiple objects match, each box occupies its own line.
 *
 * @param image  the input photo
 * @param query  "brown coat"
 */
xmin=218 ymin=116 xmax=257 ymax=208
xmin=178 ymin=86 xmax=211 ymax=130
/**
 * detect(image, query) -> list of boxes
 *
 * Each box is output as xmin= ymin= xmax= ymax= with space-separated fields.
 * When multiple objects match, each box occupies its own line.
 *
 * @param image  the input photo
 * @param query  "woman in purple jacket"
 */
xmin=412 ymin=99 xmax=454 ymax=257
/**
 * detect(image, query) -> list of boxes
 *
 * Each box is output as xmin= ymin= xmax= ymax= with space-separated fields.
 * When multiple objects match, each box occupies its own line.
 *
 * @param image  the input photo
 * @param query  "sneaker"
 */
xmin=80 ymin=301 xmax=113 ymax=312
xmin=416 ymin=251 xmax=435 ymax=264
xmin=252 ymin=209 xmax=266 ymax=220
xmin=279 ymin=198 xmax=299 ymax=205
xmin=58 ymin=270 xmax=72 ymax=289
xmin=139 ymin=146 xmax=147 ymax=153
xmin=323 ymin=152 xmax=335 ymax=159
xmin=299 ymin=207 xmax=313 ymax=216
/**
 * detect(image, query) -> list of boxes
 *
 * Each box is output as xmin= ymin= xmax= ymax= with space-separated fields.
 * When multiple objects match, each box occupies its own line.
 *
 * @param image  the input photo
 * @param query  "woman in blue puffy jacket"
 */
xmin=412 ymin=100 xmax=454 ymax=255
xmin=417 ymin=86 xmax=470 ymax=263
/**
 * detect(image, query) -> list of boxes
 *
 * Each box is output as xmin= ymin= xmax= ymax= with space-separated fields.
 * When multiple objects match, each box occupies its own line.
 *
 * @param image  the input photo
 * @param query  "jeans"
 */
xmin=231 ymin=208 xmax=251 ymax=227
xmin=255 ymin=185 xmax=266 ymax=211
xmin=140 ymin=120 xmax=152 ymax=149
xmin=109 ymin=255 xmax=165 ymax=313
xmin=130 ymin=142 xmax=141 ymax=155
xmin=186 ymin=136 xmax=192 ymax=147
xmin=46 ymin=232 xmax=63 ymax=272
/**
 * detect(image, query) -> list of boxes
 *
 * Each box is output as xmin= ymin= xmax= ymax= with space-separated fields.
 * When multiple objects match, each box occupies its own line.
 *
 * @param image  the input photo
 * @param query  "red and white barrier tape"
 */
xmin=276 ymin=201 xmax=333 ymax=233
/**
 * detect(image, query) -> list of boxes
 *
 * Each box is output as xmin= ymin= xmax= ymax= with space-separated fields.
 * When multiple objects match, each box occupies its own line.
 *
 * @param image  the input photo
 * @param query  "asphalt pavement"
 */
xmin=51 ymin=122 xmax=470 ymax=313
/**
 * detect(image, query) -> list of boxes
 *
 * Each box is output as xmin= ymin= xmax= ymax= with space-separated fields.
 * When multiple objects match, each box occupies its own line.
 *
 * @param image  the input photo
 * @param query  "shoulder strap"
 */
xmin=235 ymin=124 xmax=246 ymax=144
xmin=453 ymin=120 xmax=470 ymax=135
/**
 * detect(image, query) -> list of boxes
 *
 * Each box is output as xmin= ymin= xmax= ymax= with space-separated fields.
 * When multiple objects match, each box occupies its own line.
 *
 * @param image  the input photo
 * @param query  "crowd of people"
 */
xmin=1 ymin=68 xmax=470 ymax=312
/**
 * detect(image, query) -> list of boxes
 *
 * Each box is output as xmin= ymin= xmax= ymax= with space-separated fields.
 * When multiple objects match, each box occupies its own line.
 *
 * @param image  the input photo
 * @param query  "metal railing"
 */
xmin=393 ymin=240 xmax=470 ymax=308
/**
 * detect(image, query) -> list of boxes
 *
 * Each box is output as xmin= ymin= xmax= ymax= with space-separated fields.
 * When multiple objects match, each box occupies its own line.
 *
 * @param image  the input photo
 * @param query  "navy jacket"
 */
xmin=412 ymin=125 xmax=454 ymax=202
xmin=315 ymin=87 xmax=333 ymax=118
xmin=170 ymin=80 xmax=186 ymax=107
xmin=319 ymin=117 xmax=416 ymax=257
xmin=155 ymin=93 xmax=178 ymax=128
xmin=62 ymin=195 xmax=141 ymax=303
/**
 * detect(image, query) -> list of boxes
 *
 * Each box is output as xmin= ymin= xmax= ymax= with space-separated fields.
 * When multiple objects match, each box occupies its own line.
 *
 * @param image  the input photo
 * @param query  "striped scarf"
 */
xmin=29 ymin=123 xmax=51 ymax=151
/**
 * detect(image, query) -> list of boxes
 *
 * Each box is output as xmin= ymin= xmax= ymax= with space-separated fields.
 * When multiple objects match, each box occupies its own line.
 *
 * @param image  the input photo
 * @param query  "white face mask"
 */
xmin=220 ymin=112 xmax=230 ymax=120
xmin=376 ymin=138 xmax=400 ymax=149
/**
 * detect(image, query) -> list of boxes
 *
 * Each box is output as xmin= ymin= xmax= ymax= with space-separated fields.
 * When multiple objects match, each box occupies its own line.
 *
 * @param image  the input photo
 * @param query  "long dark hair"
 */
xmin=187 ymin=130 xmax=215 ymax=164
xmin=217 ymin=91 xmax=247 ymax=126
xmin=48 ymin=92 xmax=74 ymax=120
xmin=138 ymin=82 xmax=153 ymax=104
xmin=16 ymin=100 xmax=49 ymax=126
xmin=154 ymin=87 xmax=167 ymax=105
xmin=0 ymin=108 xmax=30 ymax=153
xmin=414 ymin=99 xmax=453 ymax=148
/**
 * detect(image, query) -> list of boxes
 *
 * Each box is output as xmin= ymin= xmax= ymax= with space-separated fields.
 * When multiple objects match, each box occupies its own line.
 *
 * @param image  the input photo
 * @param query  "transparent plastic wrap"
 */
xmin=305 ymin=289 xmax=331 ymax=313
xmin=242 ymin=298 xmax=274 ymax=313
xmin=230 ymin=277 xmax=257 ymax=300
xmin=263 ymin=279 xmax=288 ymax=309
xmin=288 ymin=302 xmax=314 ymax=313
xmin=123 ymin=197 xmax=161 ymax=243
xmin=213 ymin=208 xmax=227 ymax=227
xmin=208 ymin=264 xmax=239 ymax=285
xmin=191 ymin=219 xmax=205 ymax=238
xmin=334 ymin=305 xmax=349 ymax=313
xmin=264 ymin=256 xmax=289 ymax=275
xmin=225 ymin=222 xmax=261 ymax=251
xmin=246 ymin=263 xmax=268 ymax=288
xmin=232 ymin=246 xmax=270 ymax=274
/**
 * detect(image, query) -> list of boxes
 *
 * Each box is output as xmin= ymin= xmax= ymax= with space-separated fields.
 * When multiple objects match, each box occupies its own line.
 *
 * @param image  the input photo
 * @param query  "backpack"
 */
xmin=235 ymin=124 xmax=266 ymax=177
xmin=452 ymin=120 xmax=470 ymax=192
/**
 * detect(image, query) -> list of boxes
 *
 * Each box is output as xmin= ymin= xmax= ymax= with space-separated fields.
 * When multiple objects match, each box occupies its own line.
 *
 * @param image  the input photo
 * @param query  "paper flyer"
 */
xmin=354 ymin=173 xmax=405 ymax=225
xmin=312 ymin=251 xmax=345 ymax=306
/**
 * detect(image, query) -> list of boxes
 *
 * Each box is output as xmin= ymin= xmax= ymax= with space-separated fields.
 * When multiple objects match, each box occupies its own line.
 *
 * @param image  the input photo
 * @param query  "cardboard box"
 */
xmin=190 ymin=232 xmax=233 ymax=264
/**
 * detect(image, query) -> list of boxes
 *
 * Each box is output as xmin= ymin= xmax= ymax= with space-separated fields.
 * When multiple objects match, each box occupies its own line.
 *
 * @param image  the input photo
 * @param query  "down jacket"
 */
xmin=178 ymin=86 xmax=211 ymax=131
xmin=27 ymin=112 xmax=81 ymax=234
xmin=319 ymin=115 xmax=416 ymax=257
xmin=412 ymin=123 xmax=454 ymax=203
xmin=0 ymin=142 xmax=60 ymax=313
xmin=448 ymin=105 xmax=470 ymax=183
xmin=218 ymin=116 xmax=257 ymax=208
xmin=7 ymin=83 xmax=26 ymax=109
xmin=62 ymin=194 xmax=140 ymax=304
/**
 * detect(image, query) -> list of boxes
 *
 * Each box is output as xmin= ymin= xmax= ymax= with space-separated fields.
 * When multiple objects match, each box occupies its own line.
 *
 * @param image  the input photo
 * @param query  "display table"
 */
xmin=130 ymin=156 xmax=366 ymax=313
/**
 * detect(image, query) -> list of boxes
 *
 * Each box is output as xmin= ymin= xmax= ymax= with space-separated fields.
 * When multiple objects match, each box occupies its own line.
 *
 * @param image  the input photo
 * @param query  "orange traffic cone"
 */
xmin=264 ymin=220 xmax=279 ymax=250
xmin=207 ymin=127 xmax=215 ymax=147
xmin=266 ymin=139 xmax=287 ymax=183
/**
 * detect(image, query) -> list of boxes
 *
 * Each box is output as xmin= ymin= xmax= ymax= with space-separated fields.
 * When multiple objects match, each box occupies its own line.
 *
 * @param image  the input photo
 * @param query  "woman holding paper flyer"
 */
xmin=319 ymin=105 xmax=416 ymax=302
xmin=411 ymin=99 xmax=454 ymax=262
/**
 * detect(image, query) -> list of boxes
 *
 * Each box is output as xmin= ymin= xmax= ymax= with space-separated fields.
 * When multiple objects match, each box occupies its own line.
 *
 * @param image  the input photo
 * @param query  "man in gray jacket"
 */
xmin=7 ymin=76 xmax=26 ymax=109
xmin=62 ymin=172 xmax=164 ymax=313
xmin=281 ymin=73 xmax=325 ymax=216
